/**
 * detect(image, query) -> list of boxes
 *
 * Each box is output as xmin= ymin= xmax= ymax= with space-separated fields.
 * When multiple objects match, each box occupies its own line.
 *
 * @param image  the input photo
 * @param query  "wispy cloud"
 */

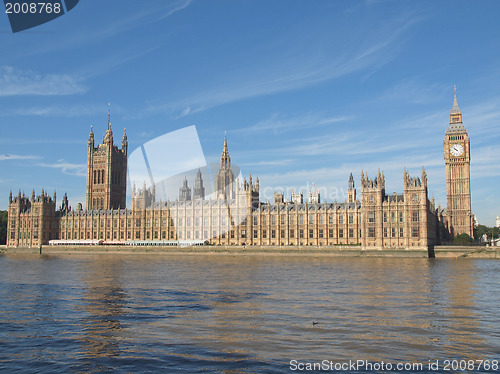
xmin=16 ymin=0 xmax=191 ymax=58
xmin=234 ymin=112 xmax=353 ymax=135
xmin=0 ymin=66 xmax=86 ymax=96
xmin=250 ymin=129 xmax=436 ymax=160
xmin=76 ymin=43 xmax=166 ymax=80
xmin=240 ymin=159 xmax=294 ymax=167
xmin=146 ymin=12 xmax=426 ymax=118
xmin=38 ymin=160 xmax=86 ymax=176
xmin=152 ymin=0 xmax=192 ymax=22
xmin=2 ymin=1 xmax=192 ymax=96
xmin=0 ymin=154 xmax=41 ymax=161
xmin=470 ymin=145 xmax=500 ymax=179
xmin=375 ymin=78 xmax=448 ymax=105
xmin=462 ymin=97 xmax=500 ymax=137
xmin=0 ymin=103 xmax=109 ymax=118
xmin=0 ymin=138 xmax=81 ymax=145
xmin=257 ymin=156 xmax=442 ymax=187
xmin=81 ymin=0 xmax=191 ymax=43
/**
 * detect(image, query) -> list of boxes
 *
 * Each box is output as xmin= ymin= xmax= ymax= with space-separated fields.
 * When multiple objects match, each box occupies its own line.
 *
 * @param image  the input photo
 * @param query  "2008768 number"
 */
xmin=443 ymin=359 xmax=498 ymax=371
xmin=5 ymin=2 xmax=61 ymax=14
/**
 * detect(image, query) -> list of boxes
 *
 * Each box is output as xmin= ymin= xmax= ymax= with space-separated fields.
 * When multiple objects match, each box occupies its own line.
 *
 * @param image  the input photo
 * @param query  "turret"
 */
xmin=421 ymin=167 xmax=427 ymax=187
xmin=348 ymin=172 xmax=355 ymax=190
xmin=308 ymin=189 xmax=320 ymax=204
xmin=88 ymin=125 xmax=94 ymax=148
xmin=132 ymin=181 xmax=155 ymax=209
xmin=361 ymin=170 xmax=385 ymax=191
xmin=103 ymin=103 xmax=113 ymax=145
xmin=103 ymin=125 xmax=113 ymax=145
xmin=274 ymin=192 xmax=284 ymax=205
xmin=193 ymin=168 xmax=205 ymax=200
xmin=347 ymin=172 xmax=356 ymax=203
xmin=179 ymin=177 xmax=191 ymax=201
xmin=60 ymin=192 xmax=70 ymax=212
xmin=291 ymin=189 xmax=303 ymax=204
xmin=122 ymin=128 xmax=128 ymax=154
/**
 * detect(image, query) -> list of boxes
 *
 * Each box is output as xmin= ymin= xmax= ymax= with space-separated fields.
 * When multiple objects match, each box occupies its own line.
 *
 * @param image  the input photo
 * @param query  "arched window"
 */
xmin=93 ymin=170 xmax=97 ymax=184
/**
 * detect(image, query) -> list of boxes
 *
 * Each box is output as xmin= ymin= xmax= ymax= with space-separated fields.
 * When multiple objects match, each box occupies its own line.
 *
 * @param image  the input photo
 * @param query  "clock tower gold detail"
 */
xmin=444 ymin=87 xmax=473 ymax=238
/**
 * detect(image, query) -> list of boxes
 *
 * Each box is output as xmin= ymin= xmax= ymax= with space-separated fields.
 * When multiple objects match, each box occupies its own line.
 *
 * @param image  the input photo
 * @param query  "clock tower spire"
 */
xmin=444 ymin=87 xmax=473 ymax=238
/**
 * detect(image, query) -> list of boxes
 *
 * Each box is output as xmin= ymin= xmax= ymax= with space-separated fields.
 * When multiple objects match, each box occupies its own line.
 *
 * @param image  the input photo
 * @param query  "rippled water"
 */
xmin=0 ymin=254 xmax=498 ymax=373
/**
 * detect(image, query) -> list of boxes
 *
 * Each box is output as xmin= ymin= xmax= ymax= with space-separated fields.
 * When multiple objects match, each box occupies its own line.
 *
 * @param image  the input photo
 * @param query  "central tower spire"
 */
xmin=221 ymin=131 xmax=230 ymax=165
xmin=215 ymin=132 xmax=235 ymax=200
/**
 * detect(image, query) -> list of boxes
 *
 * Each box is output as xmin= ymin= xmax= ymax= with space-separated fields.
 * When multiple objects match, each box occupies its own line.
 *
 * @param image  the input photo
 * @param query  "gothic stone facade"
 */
xmin=444 ymin=90 xmax=473 ymax=237
xmin=86 ymin=123 xmax=128 ymax=211
xmin=8 ymin=93 xmax=472 ymax=248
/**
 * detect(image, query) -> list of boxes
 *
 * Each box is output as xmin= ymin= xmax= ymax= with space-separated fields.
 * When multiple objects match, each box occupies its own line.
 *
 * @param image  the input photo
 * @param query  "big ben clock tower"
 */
xmin=444 ymin=87 xmax=473 ymax=238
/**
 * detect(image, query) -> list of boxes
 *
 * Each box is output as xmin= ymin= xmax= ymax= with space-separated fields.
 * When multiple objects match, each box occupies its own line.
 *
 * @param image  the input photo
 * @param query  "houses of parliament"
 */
xmin=7 ymin=92 xmax=473 ymax=249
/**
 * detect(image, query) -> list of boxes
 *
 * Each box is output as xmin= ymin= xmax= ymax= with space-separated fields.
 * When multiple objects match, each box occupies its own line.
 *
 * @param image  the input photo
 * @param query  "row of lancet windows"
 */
xmin=93 ymin=170 xmax=122 ymax=185
xmin=60 ymin=228 xmax=363 ymax=241
xmin=93 ymin=198 xmax=105 ymax=209
xmin=59 ymin=211 xmax=420 ymax=228
xmin=93 ymin=170 xmax=105 ymax=184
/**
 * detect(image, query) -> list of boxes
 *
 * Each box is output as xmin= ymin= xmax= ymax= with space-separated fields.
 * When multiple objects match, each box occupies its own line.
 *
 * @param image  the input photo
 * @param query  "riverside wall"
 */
xmin=2 ymin=245 xmax=498 ymax=258
xmin=432 ymin=245 xmax=500 ymax=259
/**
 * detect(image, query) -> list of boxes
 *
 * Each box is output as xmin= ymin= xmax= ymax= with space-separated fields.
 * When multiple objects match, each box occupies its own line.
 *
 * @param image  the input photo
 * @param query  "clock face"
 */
xmin=450 ymin=144 xmax=464 ymax=157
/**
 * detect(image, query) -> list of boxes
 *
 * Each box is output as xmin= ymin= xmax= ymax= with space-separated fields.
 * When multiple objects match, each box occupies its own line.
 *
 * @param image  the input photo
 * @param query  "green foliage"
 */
xmin=0 ymin=210 xmax=7 ymax=245
xmin=454 ymin=233 xmax=474 ymax=245
xmin=474 ymin=224 xmax=500 ymax=240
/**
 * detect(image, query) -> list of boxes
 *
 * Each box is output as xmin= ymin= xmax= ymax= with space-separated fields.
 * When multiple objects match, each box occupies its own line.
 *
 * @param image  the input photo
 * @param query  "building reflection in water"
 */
xmin=79 ymin=256 xmax=127 ymax=362
xmin=346 ymin=258 xmax=436 ymax=362
xmin=0 ymin=254 xmax=497 ymax=373
xmin=163 ymin=256 xmax=266 ymax=363
xmin=355 ymin=258 xmax=487 ymax=362
xmin=206 ymin=257 xmax=264 ymax=356
xmin=437 ymin=259 xmax=486 ymax=359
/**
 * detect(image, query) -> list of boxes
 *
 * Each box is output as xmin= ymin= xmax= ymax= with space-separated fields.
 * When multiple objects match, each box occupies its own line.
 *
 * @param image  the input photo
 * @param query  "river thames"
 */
xmin=0 ymin=254 xmax=498 ymax=373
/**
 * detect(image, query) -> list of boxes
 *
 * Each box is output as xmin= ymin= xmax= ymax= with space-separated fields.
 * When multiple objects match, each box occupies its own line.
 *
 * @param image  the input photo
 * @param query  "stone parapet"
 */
xmin=5 ymin=245 xmax=430 ymax=257
xmin=433 ymin=245 xmax=499 ymax=259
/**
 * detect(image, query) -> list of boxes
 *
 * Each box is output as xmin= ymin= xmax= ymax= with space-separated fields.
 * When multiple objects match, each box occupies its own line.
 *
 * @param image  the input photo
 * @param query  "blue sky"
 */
xmin=0 ymin=0 xmax=499 ymax=226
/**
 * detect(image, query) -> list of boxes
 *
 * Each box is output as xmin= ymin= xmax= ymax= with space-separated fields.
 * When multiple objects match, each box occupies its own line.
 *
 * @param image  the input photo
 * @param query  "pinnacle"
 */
xmin=451 ymin=86 xmax=461 ymax=114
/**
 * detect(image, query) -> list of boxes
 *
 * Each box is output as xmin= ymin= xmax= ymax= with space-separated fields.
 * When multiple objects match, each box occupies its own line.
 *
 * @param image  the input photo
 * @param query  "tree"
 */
xmin=474 ymin=224 xmax=500 ymax=241
xmin=454 ymin=233 xmax=474 ymax=245
xmin=0 ymin=210 xmax=7 ymax=245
